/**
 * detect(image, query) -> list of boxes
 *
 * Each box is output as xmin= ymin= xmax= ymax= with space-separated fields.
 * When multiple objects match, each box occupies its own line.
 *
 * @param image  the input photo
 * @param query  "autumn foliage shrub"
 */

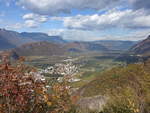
xmin=0 ymin=53 xmax=77 ymax=113
xmin=101 ymin=97 xmax=139 ymax=113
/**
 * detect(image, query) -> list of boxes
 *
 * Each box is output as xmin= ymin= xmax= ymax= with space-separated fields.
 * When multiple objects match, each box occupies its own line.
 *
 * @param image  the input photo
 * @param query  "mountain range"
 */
xmin=12 ymin=41 xmax=66 ymax=56
xmin=11 ymin=41 xmax=109 ymax=56
xmin=20 ymin=32 xmax=65 ymax=44
xmin=0 ymin=28 xmax=65 ymax=50
xmin=0 ymin=28 xmax=140 ymax=56
xmin=93 ymin=40 xmax=137 ymax=51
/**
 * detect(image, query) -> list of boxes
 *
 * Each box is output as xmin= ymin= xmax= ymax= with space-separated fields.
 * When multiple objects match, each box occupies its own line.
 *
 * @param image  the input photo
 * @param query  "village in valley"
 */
xmin=37 ymin=57 xmax=81 ymax=83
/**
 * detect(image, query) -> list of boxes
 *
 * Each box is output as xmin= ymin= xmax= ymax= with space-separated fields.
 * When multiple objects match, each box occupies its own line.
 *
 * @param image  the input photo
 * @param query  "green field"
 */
xmin=24 ymin=52 xmax=125 ymax=89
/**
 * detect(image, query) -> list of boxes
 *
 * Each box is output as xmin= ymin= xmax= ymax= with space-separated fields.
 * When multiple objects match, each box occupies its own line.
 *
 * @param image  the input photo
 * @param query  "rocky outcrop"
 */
xmin=130 ymin=35 xmax=150 ymax=55
xmin=77 ymin=95 xmax=108 ymax=112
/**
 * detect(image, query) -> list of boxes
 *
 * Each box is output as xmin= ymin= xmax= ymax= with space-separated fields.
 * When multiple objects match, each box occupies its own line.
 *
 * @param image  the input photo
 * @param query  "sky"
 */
xmin=0 ymin=0 xmax=150 ymax=41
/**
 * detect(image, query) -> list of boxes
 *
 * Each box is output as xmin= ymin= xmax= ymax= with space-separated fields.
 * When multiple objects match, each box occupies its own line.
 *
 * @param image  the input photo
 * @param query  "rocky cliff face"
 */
xmin=130 ymin=35 xmax=150 ymax=55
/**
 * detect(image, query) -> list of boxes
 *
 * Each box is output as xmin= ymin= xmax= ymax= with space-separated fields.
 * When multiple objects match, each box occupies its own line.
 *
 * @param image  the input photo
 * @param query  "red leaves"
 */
xmin=0 ymin=56 xmax=46 ymax=113
xmin=0 ymin=55 xmax=77 ymax=113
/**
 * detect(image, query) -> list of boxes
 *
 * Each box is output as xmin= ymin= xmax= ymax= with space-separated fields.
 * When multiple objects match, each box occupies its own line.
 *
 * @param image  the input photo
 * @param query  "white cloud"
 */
xmin=22 ymin=13 xmax=48 ymax=28
xmin=48 ymin=29 xmax=65 ymax=36
xmin=38 ymin=16 xmax=48 ymax=23
xmin=18 ymin=0 xmax=122 ymax=15
xmin=23 ymin=13 xmax=35 ymax=20
xmin=23 ymin=13 xmax=48 ymax=22
xmin=24 ymin=20 xmax=39 ymax=28
xmin=2 ymin=13 xmax=48 ymax=30
xmin=132 ymin=15 xmax=150 ymax=28
xmin=51 ymin=9 xmax=150 ymax=30
xmin=17 ymin=0 xmax=150 ymax=16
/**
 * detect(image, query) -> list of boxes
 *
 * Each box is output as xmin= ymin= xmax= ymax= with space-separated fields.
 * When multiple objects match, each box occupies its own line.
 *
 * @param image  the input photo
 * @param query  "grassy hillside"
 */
xmin=78 ymin=59 xmax=150 ymax=112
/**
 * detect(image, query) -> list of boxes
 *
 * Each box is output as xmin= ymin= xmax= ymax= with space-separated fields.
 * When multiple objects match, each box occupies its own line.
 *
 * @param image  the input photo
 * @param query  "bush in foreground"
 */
xmin=0 ymin=54 xmax=77 ymax=113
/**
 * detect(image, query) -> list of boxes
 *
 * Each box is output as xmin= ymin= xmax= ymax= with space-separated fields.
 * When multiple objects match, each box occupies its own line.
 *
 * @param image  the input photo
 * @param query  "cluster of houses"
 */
xmin=38 ymin=61 xmax=81 ymax=82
